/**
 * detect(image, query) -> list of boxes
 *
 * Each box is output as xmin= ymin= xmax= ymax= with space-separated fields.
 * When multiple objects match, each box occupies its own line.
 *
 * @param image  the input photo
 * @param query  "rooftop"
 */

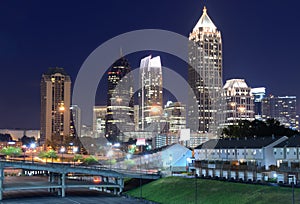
xmin=196 ymin=136 xmax=287 ymax=149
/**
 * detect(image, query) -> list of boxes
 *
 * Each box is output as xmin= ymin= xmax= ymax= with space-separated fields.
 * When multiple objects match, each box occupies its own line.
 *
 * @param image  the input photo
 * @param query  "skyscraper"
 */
xmin=188 ymin=7 xmax=223 ymax=136
xmin=164 ymin=101 xmax=186 ymax=133
xmin=93 ymin=106 xmax=107 ymax=136
xmin=250 ymin=87 xmax=266 ymax=119
xmin=139 ymin=55 xmax=163 ymax=132
xmin=40 ymin=67 xmax=71 ymax=147
xmin=105 ymin=57 xmax=134 ymax=142
xmin=262 ymin=95 xmax=299 ymax=130
xmin=70 ymin=105 xmax=81 ymax=138
xmin=223 ymin=79 xmax=255 ymax=126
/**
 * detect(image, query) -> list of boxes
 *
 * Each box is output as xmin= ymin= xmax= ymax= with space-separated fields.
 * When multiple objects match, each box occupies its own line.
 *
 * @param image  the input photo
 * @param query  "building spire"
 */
xmin=203 ymin=6 xmax=207 ymax=14
xmin=192 ymin=6 xmax=217 ymax=32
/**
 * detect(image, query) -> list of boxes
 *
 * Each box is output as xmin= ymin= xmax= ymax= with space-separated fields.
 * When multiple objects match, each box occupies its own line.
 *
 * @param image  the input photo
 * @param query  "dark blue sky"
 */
xmin=1 ymin=0 xmax=300 ymax=129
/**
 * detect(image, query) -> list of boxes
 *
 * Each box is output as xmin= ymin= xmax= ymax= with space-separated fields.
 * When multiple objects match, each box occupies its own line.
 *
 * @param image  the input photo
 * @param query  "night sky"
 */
xmin=1 ymin=0 xmax=300 ymax=129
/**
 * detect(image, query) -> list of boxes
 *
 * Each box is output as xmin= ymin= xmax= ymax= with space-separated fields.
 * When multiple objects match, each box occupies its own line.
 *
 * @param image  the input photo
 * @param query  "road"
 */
xmin=1 ymin=189 xmax=142 ymax=204
xmin=1 ymin=176 xmax=142 ymax=204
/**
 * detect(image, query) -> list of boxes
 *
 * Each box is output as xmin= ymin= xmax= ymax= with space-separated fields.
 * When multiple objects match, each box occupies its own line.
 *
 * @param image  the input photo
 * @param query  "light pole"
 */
xmin=60 ymin=146 xmax=65 ymax=163
xmin=169 ymin=154 xmax=173 ymax=175
xmin=30 ymin=143 xmax=36 ymax=163
xmin=140 ymin=154 xmax=142 ymax=200
xmin=288 ymin=175 xmax=295 ymax=204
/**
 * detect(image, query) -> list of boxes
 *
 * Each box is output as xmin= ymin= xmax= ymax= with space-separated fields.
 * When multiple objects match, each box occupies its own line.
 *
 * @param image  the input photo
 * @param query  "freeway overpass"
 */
xmin=0 ymin=160 xmax=161 ymax=200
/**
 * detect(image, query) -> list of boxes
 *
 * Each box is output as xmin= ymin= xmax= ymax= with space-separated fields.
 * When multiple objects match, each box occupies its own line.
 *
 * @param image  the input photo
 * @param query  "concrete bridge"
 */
xmin=0 ymin=160 xmax=161 ymax=200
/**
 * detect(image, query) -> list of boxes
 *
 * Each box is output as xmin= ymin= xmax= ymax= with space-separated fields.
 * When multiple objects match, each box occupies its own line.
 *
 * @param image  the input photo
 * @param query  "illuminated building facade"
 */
xmin=188 ymin=7 xmax=224 ymax=136
xmin=139 ymin=55 xmax=163 ymax=132
xmin=223 ymin=79 xmax=255 ymax=125
xmin=105 ymin=57 xmax=134 ymax=142
xmin=262 ymin=95 xmax=299 ymax=130
xmin=164 ymin=101 xmax=186 ymax=133
xmin=250 ymin=87 xmax=266 ymax=119
xmin=40 ymin=67 xmax=71 ymax=147
xmin=70 ymin=105 xmax=81 ymax=138
xmin=93 ymin=106 xmax=107 ymax=137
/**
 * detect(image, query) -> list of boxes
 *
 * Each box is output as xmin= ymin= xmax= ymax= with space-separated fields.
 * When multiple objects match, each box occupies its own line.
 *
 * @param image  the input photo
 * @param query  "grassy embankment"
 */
xmin=126 ymin=176 xmax=300 ymax=204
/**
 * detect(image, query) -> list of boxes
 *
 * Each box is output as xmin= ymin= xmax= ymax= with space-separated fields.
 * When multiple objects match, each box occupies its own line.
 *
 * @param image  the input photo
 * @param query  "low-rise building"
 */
xmin=195 ymin=136 xmax=288 ymax=170
xmin=273 ymin=135 xmax=300 ymax=170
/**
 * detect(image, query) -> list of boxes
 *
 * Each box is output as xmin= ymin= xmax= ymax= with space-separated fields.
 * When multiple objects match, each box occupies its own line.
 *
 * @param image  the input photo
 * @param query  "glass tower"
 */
xmin=139 ymin=55 xmax=163 ymax=132
xmin=105 ymin=57 xmax=134 ymax=142
xmin=188 ymin=7 xmax=223 ymax=136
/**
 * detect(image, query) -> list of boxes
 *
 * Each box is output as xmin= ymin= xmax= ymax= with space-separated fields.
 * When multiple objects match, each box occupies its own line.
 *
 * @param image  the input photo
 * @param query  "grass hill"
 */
xmin=126 ymin=177 xmax=300 ymax=204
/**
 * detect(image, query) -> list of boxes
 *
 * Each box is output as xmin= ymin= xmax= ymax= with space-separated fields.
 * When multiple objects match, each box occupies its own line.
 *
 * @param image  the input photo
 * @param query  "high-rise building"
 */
xmin=134 ymin=105 xmax=139 ymax=131
xmin=164 ymin=101 xmax=186 ymax=133
xmin=93 ymin=106 xmax=107 ymax=137
xmin=223 ymin=79 xmax=255 ymax=126
xmin=70 ymin=105 xmax=81 ymax=138
xmin=105 ymin=57 xmax=134 ymax=142
xmin=139 ymin=55 xmax=163 ymax=132
xmin=188 ymin=6 xmax=223 ymax=136
xmin=250 ymin=87 xmax=266 ymax=119
xmin=262 ymin=95 xmax=299 ymax=130
xmin=40 ymin=67 xmax=71 ymax=147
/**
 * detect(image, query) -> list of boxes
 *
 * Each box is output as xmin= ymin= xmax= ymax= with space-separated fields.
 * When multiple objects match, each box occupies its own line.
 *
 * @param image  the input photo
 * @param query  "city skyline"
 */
xmin=1 ymin=1 xmax=300 ymax=129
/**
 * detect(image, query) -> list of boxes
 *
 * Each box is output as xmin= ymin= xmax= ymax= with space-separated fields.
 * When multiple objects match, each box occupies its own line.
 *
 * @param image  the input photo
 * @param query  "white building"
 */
xmin=139 ymin=55 xmax=163 ymax=132
xmin=273 ymin=135 xmax=300 ymax=168
xmin=195 ymin=136 xmax=288 ymax=169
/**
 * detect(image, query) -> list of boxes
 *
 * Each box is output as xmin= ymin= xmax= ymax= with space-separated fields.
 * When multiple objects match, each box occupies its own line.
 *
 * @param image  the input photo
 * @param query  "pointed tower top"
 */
xmin=193 ymin=6 xmax=217 ymax=32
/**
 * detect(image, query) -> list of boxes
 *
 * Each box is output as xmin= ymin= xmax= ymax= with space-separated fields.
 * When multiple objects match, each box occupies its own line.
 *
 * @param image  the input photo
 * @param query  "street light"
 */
xmin=60 ymin=146 xmax=65 ymax=163
xmin=30 ymin=143 xmax=36 ymax=163
xmin=169 ymin=154 xmax=173 ymax=175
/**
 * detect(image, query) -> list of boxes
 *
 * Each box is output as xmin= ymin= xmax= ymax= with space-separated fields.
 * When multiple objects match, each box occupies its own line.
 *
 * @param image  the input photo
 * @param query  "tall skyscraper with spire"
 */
xmin=40 ymin=67 xmax=71 ymax=147
xmin=139 ymin=55 xmax=163 ymax=132
xmin=105 ymin=56 xmax=134 ymax=142
xmin=188 ymin=6 xmax=223 ymax=136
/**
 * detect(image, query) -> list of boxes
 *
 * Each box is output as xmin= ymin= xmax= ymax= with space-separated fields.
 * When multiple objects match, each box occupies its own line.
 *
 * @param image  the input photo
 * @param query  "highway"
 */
xmin=1 ymin=176 xmax=142 ymax=204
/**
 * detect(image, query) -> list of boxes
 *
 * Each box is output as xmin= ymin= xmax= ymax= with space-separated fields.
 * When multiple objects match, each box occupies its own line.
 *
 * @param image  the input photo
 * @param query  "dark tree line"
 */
xmin=222 ymin=118 xmax=298 ymax=138
xmin=0 ymin=134 xmax=13 ymax=142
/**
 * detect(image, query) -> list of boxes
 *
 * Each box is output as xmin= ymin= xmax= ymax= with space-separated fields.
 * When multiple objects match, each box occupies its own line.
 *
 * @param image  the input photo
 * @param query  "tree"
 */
xmin=47 ymin=150 xmax=58 ymax=163
xmin=83 ymin=155 xmax=99 ymax=165
xmin=222 ymin=119 xmax=299 ymax=138
xmin=1 ymin=146 xmax=22 ymax=158
xmin=38 ymin=151 xmax=48 ymax=162
xmin=73 ymin=154 xmax=83 ymax=164
xmin=20 ymin=135 xmax=35 ymax=146
xmin=0 ymin=134 xmax=12 ymax=142
xmin=38 ymin=150 xmax=57 ymax=163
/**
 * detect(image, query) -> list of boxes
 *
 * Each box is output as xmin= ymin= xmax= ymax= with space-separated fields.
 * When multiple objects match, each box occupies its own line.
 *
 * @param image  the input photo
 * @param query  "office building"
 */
xmin=223 ymin=79 xmax=255 ymax=125
xmin=40 ymin=67 xmax=71 ymax=147
xmin=134 ymin=105 xmax=139 ymax=131
xmin=250 ymin=87 xmax=266 ymax=119
xmin=139 ymin=55 xmax=163 ymax=132
xmin=164 ymin=101 xmax=186 ymax=133
xmin=93 ymin=106 xmax=107 ymax=137
xmin=105 ymin=57 xmax=134 ymax=142
xmin=262 ymin=95 xmax=299 ymax=130
xmin=188 ymin=6 xmax=224 ymax=136
xmin=70 ymin=105 xmax=81 ymax=138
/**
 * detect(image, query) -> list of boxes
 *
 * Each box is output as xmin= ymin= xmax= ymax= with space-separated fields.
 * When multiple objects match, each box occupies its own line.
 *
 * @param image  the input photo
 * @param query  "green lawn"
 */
xmin=126 ymin=177 xmax=300 ymax=204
